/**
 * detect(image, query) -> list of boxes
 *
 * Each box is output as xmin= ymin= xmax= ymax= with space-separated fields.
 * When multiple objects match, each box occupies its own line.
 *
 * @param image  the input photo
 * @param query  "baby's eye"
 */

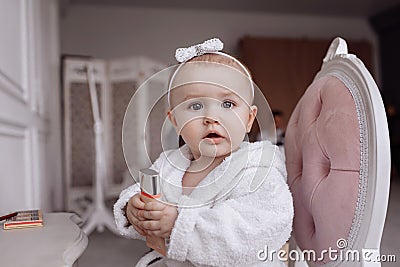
xmin=222 ymin=100 xmax=234 ymax=109
xmin=190 ymin=102 xmax=203 ymax=111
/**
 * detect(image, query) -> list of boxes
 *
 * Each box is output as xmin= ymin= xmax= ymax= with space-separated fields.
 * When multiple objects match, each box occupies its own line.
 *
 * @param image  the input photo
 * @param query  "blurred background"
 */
xmin=1 ymin=0 xmax=399 ymax=266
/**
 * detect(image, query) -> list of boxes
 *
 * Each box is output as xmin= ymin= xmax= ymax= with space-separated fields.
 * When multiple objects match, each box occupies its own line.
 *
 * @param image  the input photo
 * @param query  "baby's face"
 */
xmin=168 ymin=83 xmax=257 ymax=159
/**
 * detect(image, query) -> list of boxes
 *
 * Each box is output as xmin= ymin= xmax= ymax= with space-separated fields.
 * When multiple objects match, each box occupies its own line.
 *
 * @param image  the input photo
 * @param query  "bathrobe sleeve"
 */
xmin=113 ymin=153 xmax=167 ymax=240
xmin=113 ymin=183 xmax=144 ymax=240
xmin=167 ymin=157 xmax=294 ymax=266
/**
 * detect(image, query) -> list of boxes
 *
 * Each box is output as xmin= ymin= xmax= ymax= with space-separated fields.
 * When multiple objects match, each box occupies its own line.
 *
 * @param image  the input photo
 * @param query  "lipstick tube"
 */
xmin=140 ymin=168 xmax=161 ymax=200
xmin=139 ymin=168 xmax=167 ymax=256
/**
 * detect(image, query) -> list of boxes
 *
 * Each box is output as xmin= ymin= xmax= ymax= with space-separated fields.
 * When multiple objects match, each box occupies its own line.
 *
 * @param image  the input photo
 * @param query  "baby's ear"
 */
xmin=167 ymin=110 xmax=178 ymax=131
xmin=246 ymin=105 xmax=258 ymax=133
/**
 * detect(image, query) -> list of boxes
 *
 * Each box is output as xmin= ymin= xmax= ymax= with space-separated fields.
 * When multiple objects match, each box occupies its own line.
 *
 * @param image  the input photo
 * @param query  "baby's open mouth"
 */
xmin=203 ymin=131 xmax=224 ymax=144
xmin=205 ymin=132 xmax=222 ymax=138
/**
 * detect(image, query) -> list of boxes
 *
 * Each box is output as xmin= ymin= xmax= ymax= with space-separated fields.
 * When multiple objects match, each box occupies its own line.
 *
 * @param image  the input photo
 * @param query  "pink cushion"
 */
xmin=285 ymin=76 xmax=360 ymax=264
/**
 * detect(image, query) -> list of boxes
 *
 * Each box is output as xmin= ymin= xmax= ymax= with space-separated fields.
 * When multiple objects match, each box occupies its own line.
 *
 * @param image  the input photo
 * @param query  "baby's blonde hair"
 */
xmin=187 ymin=53 xmax=252 ymax=78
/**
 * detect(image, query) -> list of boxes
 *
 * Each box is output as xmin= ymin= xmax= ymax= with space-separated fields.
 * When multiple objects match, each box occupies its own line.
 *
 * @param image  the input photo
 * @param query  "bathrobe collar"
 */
xmin=157 ymin=141 xmax=277 ymax=208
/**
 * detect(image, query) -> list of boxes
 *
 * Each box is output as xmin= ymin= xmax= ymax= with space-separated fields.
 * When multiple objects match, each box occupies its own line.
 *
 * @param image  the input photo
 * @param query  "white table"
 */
xmin=0 ymin=213 xmax=88 ymax=267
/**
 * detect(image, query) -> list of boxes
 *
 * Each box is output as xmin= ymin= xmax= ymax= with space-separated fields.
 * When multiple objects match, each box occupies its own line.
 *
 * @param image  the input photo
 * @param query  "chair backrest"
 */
xmin=285 ymin=37 xmax=391 ymax=266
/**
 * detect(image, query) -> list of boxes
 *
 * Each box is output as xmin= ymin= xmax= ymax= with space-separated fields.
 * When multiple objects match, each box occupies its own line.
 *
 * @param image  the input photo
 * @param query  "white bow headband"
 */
xmin=168 ymin=38 xmax=254 ymax=106
xmin=175 ymin=38 xmax=224 ymax=63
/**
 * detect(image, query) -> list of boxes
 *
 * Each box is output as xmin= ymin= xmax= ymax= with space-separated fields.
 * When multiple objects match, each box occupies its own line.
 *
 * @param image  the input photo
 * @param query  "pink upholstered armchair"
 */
xmin=285 ymin=38 xmax=391 ymax=267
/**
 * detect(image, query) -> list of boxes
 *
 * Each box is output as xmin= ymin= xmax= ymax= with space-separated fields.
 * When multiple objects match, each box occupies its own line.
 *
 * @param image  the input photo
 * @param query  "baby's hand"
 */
xmin=126 ymin=193 xmax=147 ymax=236
xmin=138 ymin=201 xmax=178 ymax=238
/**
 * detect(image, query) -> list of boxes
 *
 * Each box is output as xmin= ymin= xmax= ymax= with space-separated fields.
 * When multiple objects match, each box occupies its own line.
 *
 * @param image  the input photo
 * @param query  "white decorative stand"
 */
xmin=62 ymin=57 xmax=166 ymax=235
xmin=81 ymin=63 xmax=119 ymax=235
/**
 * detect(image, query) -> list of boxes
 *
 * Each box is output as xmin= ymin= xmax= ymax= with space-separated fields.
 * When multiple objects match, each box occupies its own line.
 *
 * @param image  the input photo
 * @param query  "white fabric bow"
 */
xmin=175 ymin=38 xmax=224 ymax=63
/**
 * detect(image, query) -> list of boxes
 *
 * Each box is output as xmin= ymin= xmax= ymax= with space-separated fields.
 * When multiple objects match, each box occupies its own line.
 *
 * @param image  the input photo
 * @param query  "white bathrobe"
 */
xmin=114 ymin=141 xmax=293 ymax=267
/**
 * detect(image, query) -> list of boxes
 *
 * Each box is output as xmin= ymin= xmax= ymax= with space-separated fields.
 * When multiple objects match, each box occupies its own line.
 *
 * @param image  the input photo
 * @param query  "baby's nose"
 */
xmin=203 ymin=116 xmax=219 ymax=125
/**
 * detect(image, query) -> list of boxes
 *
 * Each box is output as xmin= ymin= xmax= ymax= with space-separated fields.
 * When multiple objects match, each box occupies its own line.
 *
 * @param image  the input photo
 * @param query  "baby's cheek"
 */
xmin=174 ymin=115 xmax=196 ymax=131
xmin=225 ymin=124 xmax=247 ymax=144
xmin=175 ymin=112 xmax=202 ymax=128
xmin=224 ymin=113 xmax=247 ymax=130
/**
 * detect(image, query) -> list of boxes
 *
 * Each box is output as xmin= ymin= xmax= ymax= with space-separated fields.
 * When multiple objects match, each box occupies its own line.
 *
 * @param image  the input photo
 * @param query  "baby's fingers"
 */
xmin=128 ymin=216 xmax=147 ymax=236
xmin=132 ymin=224 xmax=147 ymax=236
xmin=144 ymin=201 xmax=165 ymax=211
xmin=126 ymin=205 xmax=145 ymax=222
xmin=129 ymin=193 xmax=145 ymax=209
xmin=139 ymin=220 xmax=161 ymax=231
xmin=138 ymin=210 xmax=163 ymax=220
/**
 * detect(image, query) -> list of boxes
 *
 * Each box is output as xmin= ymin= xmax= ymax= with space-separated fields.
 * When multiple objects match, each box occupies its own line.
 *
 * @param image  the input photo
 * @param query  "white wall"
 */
xmin=0 ymin=0 xmax=62 ymax=214
xmin=60 ymin=5 xmax=379 ymax=76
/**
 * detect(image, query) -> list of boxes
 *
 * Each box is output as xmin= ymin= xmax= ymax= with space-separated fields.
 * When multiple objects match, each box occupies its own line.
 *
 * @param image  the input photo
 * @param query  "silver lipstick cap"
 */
xmin=139 ymin=168 xmax=160 ymax=195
